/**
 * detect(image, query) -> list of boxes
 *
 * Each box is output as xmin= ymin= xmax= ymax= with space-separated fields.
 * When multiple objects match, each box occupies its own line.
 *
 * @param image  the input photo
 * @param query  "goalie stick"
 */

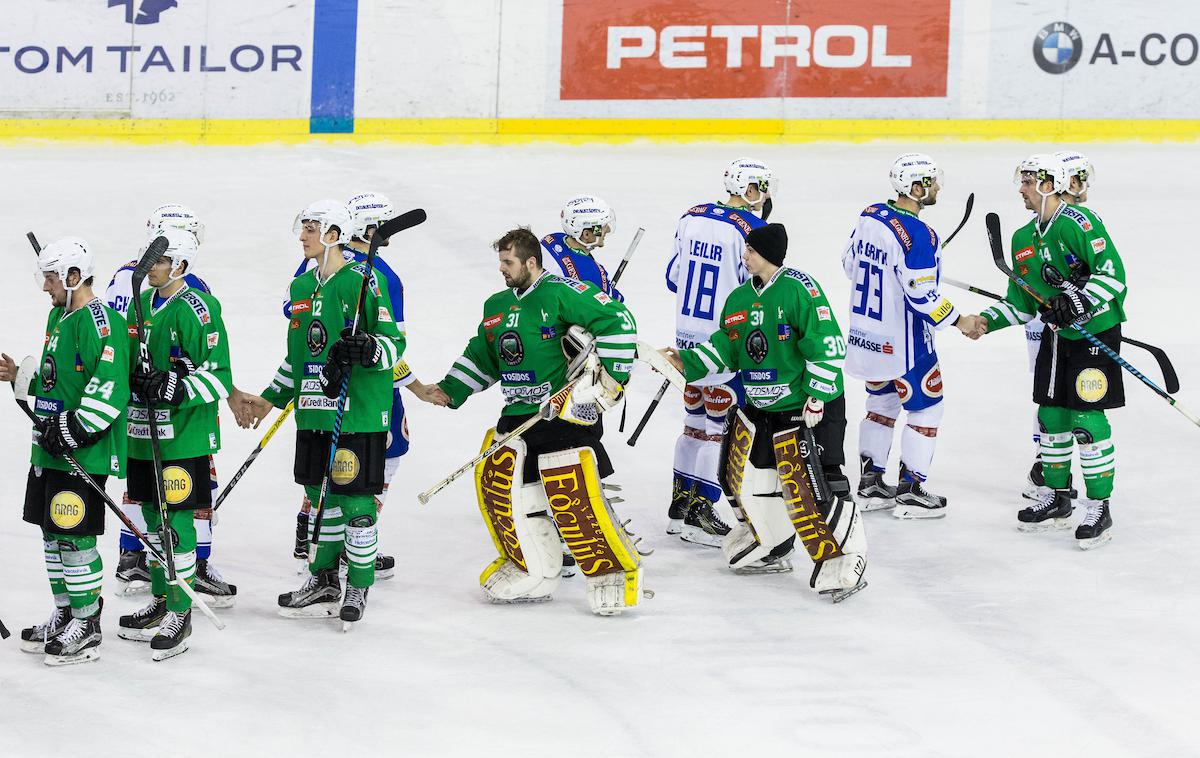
xmin=986 ymin=212 xmax=1197 ymax=427
xmin=9 ymin=356 xmax=225 ymax=630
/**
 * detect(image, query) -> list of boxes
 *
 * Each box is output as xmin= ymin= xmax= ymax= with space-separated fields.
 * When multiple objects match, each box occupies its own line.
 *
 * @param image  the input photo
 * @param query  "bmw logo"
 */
xmin=1034 ymin=22 xmax=1082 ymax=74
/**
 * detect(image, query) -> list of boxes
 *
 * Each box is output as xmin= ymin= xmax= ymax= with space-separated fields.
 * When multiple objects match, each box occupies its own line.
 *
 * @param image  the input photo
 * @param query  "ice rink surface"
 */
xmin=0 ymin=141 xmax=1196 ymax=757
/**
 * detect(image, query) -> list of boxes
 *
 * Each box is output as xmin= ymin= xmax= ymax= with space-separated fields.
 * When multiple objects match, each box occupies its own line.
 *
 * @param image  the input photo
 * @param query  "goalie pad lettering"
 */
xmin=718 ymin=412 xmax=797 ymax=570
xmin=539 ymin=447 xmax=642 ymax=611
xmin=773 ymin=427 xmax=842 ymax=563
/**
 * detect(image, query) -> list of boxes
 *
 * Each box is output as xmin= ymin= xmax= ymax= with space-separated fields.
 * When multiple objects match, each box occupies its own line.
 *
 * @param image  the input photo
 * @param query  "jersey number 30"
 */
xmin=852 ymin=261 xmax=884 ymax=320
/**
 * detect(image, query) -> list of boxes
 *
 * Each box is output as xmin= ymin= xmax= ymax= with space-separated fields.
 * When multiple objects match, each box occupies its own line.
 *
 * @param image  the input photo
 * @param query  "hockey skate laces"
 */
xmin=1080 ymin=502 xmax=1106 ymax=526
xmin=56 ymin=618 xmax=88 ymax=645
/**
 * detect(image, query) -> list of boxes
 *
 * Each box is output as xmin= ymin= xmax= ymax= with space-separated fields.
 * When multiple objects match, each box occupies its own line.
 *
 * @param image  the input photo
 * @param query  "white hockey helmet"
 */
xmin=723 ymin=157 xmax=774 ymax=207
xmin=151 ymin=227 xmax=201 ymax=282
xmin=293 ymin=199 xmax=354 ymax=247
xmin=1014 ymin=153 xmax=1069 ymax=196
xmin=1054 ymin=150 xmax=1093 ymax=197
xmin=560 ymin=194 xmax=615 ymax=249
xmin=889 ymin=153 xmax=943 ymax=198
xmin=347 ymin=191 xmax=396 ymax=242
xmin=147 ymin=203 xmax=205 ymax=244
xmin=36 ymin=237 xmax=94 ymax=289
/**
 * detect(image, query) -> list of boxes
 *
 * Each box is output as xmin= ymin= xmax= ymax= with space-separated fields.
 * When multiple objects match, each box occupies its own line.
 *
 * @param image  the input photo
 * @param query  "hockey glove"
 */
xmin=331 ymin=328 xmax=383 ymax=368
xmin=1043 ymin=289 xmax=1089 ymax=328
xmin=803 ymin=397 xmax=825 ymax=428
xmin=131 ymin=359 xmax=191 ymax=407
xmin=319 ymin=359 xmax=351 ymax=398
xmin=37 ymin=412 xmax=100 ymax=458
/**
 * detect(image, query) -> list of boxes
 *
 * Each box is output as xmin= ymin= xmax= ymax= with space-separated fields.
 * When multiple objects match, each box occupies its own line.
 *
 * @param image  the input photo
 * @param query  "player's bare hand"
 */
xmin=956 ymin=315 xmax=987 ymax=340
xmin=659 ymin=347 xmax=683 ymax=372
xmin=407 ymin=379 xmax=451 ymax=407
xmin=0 ymin=353 xmax=17 ymax=383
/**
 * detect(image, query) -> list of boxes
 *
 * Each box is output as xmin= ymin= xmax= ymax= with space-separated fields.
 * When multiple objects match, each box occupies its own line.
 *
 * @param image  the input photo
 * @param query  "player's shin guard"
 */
xmin=539 ymin=447 xmax=643 ymax=616
xmin=55 ymin=536 xmax=103 ymax=618
xmin=343 ymin=500 xmax=378 ymax=589
xmin=475 ymin=430 xmax=562 ymax=604
xmin=719 ymin=410 xmax=796 ymax=573
xmin=773 ymin=428 xmax=867 ymax=598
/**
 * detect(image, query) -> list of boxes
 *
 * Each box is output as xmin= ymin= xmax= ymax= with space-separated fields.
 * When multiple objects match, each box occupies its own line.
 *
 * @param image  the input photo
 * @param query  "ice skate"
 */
xmin=665 ymin=480 xmax=690 ymax=535
xmin=820 ymin=577 xmax=869 ymax=603
xmin=374 ymin=553 xmax=396 ymax=580
xmin=44 ymin=613 xmax=102 ymax=667
xmin=114 ymin=549 xmax=151 ymax=596
xmin=559 ymin=542 xmax=577 ymax=578
xmin=892 ymin=464 xmax=947 ymax=519
xmin=150 ymin=610 xmax=191 ymax=661
xmin=1017 ymin=489 xmax=1074 ymax=532
xmin=118 ymin=595 xmax=167 ymax=642
xmin=1075 ymin=499 xmax=1113 ymax=550
xmin=340 ymin=585 xmax=369 ymax=631
xmin=856 ymin=457 xmax=896 ymax=511
xmin=680 ymin=494 xmax=731 ymax=547
xmin=292 ymin=512 xmax=309 ymax=561
xmin=732 ymin=555 xmax=794 ymax=575
xmin=1021 ymin=460 xmax=1049 ymax=501
xmin=194 ymin=559 xmax=237 ymax=608
xmin=278 ymin=568 xmax=341 ymax=618
xmin=19 ymin=605 xmax=71 ymax=654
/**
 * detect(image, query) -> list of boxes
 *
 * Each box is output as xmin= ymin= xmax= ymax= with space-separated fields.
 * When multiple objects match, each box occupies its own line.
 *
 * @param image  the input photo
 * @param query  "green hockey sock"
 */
xmin=1038 ymin=405 xmax=1075 ymax=490
xmin=1071 ymin=410 xmax=1115 ymax=500
xmin=342 ymin=494 xmax=378 ymax=589
xmin=41 ymin=534 xmax=69 ymax=606
xmin=143 ymin=505 xmax=198 ymax=611
xmin=51 ymin=534 xmax=102 ymax=618
xmin=304 ymin=485 xmax=347 ymax=574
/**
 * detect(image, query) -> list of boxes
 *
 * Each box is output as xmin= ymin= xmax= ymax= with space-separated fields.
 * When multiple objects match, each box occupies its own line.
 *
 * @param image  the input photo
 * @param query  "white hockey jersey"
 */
xmin=665 ymin=203 xmax=765 ymax=357
xmin=841 ymin=202 xmax=959 ymax=381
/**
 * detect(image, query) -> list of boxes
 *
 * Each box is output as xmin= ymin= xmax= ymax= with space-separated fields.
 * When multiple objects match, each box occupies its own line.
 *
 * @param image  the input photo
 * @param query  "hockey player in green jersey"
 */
xmin=116 ymin=229 xmax=233 ymax=660
xmin=435 ymin=227 xmax=645 ymax=615
xmin=243 ymin=199 xmax=404 ymax=626
xmin=663 ymin=223 xmax=866 ymax=599
xmin=0 ymin=238 xmax=130 ymax=665
xmin=968 ymin=154 xmax=1126 ymax=549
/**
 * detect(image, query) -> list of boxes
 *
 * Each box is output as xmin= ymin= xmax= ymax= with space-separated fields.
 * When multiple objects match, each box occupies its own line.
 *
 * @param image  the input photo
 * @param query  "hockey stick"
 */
xmin=610 ymin=227 xmax=644 ymax=434
xmin=9 ymin=356 xmax=225 ymax=630
xmin=211 ymin=400 xmax=294 ymax=514
xmin=0 ymin=617 xmax=8 ymax=640
xmin=626 ymin=380 xmax=668 ymax=446
xmin=986 ymin=212 xmax=1198 ymax=426
xmin=942 ymin=192 xmax=974 ymax=248
xmin=943 ymin=275 xmax=1181 ymax=394
xmin=308 ymin=209 xmax=427 ymax=562
xmin=27 ymin=231 xmax=41 ymax=255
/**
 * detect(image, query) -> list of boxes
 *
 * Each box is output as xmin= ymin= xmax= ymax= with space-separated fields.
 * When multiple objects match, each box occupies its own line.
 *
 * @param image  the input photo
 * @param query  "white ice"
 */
xmin=0 ymin=142 xmax=1196 ymax=758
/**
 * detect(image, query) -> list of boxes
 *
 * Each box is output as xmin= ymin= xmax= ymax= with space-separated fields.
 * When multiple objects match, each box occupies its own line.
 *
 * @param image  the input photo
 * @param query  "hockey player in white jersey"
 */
xmin=841 ymin=154 xmax=983 ymax=518
xmin=105 ymin=204 xmax=237 ymax=606
xmin=1019 ymin=150 xmax=1094 ymax=504
xmin=664 ymin=158 xmax=770 ymax=545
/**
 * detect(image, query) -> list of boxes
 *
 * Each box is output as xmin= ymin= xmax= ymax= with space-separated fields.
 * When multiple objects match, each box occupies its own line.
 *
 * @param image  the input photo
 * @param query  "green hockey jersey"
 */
xmin=127 ymin=286 xmax=233 ymax=460
xmin=262 ymin=261 xmax=402 ymax=432
xmin=439 ymin=272 xmax=638 ymax=416
xmin=679 ymin=267 xmax=845 ymax=411
xmin=982 ymin=203 xmax=1126 ymax=340
xmin=30 ymin=298 xmax=130 ymax=476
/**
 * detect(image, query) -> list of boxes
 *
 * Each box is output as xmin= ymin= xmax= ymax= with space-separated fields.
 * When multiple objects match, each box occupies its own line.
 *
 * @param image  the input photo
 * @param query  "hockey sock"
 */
xmin=1071 ymin=410 xmax=1115 ymax=500
xmin=41 ymin=535 xmax=69 ymax=606
xmin=195 ymin=511 xmax=213 ymax=561
xmin=119 ymin=492 xmax=148 ymax=552
xmin=692 ymin=438 xmax=724 ymax=503
xmin=860 ymin=386 xmax=900 ymax=469
xmin=143 ymin=506 xmax=198 ymax=610
xmin=1037 ymin=406 xmax=1074 ymax=490
xmin=52 ymin=534 xmax=102 ymax=618
xmin=898 ymin=403 xmax=943 ymax=480
xmin=304 ymin=485 xmax=347 ymax=573
xmin=1031 ymin=411 xmax=1043 ymax=460
xmin=342 ymin=495 xmax=378 ymax=589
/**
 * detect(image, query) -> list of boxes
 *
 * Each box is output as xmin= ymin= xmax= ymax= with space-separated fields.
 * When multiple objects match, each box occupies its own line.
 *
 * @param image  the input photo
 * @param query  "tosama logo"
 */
xmin=109 ymin=0 xmax=178 ymax=25
xmin=1034 ymin=22 xmax=1082 ymax=74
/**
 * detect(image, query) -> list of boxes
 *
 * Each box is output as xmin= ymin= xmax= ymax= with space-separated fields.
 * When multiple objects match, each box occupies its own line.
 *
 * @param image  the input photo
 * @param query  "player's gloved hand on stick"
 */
xmin=37 ymin=412 xmax=98 ymax=457
xmin=570 ymin=359 xmax=624 ymax=412
xmin=130 ymin=358 xmax=191 ymax=406
xmin=319 ymin=359 xmax=351 ymax=399
xmin=1043 ymin=289 xmax=1088 ymax=328
xmin=330 ymin=328 xmax=382 ymax=368
xmin=803 ymin=396 xmax=824 ymax=428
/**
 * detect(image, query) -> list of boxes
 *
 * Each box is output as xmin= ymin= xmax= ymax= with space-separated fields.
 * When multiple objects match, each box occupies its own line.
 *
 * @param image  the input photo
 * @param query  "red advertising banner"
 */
xmin=561 ymin=0 xmax=949 ymax=100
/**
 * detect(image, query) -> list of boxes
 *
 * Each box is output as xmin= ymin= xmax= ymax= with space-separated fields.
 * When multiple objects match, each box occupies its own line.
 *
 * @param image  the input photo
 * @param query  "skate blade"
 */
xmin=823 ymin=579 xmax=868 ymax=604
xmin=485 ymin=594 xmax=553 ymax=605
xmin=559 ymin=567 xmax=577 ymax=579
xmin=20 ymin=639 xmax=49 ymax=654
xmin=734 ymin=559 xmax=794 ymax=575
xmin=115 ymin=580 xmax=151 ymax=597
xmin=680 ymin=526 xmax=725 ymax=548
xmin=892 ymin=505 xmax=946 ymax=520
xmin=342 ymin=621 xmax=354 ymax=632
xmin=117 ymin=628 xmax=156 ymax=643
xmin=857 ymin=496 xmax=896 ymax=512
xmin=1016 ymin=519 xmax=1073 ymax=533
xmin=1077 ymin=530 xmax=1113 ymax=551
xmin=277 ymin=602 xmax=338 ymax=619
xmin=152 ymin=642 xmax=189 ymax=662
xmin=44 ymin=648 xmax=100 ymax=667
xmin=666 ymin=519 xmax=683 ymax=535
xmin=195 ymin=593 xmax=236 ymax=609
xmin=375 ymin=569 xmax=395 ymax=581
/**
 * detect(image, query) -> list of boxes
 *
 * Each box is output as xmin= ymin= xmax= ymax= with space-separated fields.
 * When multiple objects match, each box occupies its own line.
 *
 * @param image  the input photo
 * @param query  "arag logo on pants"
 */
xmin=108 ymin=0 xmax=178 ymax=25
xmin=1034 ymin=22 xmax=1082 ymax=73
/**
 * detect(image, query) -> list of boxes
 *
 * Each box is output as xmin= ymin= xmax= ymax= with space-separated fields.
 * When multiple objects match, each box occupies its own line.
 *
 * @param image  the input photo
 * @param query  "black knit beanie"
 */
xmin=746 ymin=223 xmax=787 ymax=266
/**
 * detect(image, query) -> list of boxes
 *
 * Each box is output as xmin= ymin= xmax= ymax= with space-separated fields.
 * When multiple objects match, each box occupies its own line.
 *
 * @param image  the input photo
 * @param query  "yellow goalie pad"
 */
xmin=475 ymin=428 xmax=528 ymax=581
xmin=538 ymin=447 xmax=641 ymax=607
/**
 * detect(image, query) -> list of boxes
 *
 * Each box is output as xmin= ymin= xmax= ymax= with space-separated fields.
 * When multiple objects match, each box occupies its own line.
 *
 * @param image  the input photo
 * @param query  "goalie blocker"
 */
xmin=719 ymin=405 xmax=867 ymax=601
xmin=475 ymin=428 xmax=642 ymax=616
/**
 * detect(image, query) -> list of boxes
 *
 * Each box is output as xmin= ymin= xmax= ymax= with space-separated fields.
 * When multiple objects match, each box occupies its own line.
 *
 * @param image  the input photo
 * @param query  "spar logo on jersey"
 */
xmin=1034 ymin=23 xmax=1082 ymax=74
xmin=41 ymin=355 xmax=57 ymax=391
xmin=746 ymin=329 xmax=768 ymax=364
xmin=108 ymin=0 xmax=177 ymax=25
xmin=307 ymin=319 xmax=327 ymax=356
xmin=498 ymin=331 xmax=524 ymax=366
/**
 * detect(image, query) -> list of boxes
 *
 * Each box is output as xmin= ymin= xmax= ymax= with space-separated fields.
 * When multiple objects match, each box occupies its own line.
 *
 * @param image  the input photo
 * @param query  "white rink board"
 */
xmin=0 ymin=142 xmax=1197 ymax=757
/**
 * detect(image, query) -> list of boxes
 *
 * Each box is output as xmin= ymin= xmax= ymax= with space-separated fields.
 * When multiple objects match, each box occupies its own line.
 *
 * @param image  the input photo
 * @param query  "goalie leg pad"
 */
xmin=720 ymin=409 xmax=795 ymax=571
xmin=538 ymin=447 xmax=642 ymax=615
xmin=475 ymin=430 xmax=562 ymax=603
xmin=809 ymin=496 xmax=868 ymax=593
